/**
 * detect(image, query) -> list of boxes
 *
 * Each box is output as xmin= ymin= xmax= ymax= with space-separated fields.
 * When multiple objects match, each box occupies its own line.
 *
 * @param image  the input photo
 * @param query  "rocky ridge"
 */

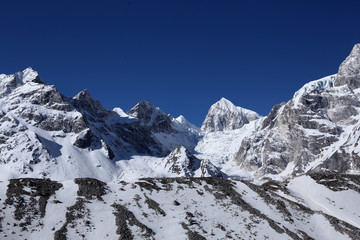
xmin=234 ymin=44 xmax=360 ymax=178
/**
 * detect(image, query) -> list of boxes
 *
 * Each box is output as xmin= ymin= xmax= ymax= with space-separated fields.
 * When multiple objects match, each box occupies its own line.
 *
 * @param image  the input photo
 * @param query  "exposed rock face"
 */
xmin=5 ymin=178 xmax=62 ymax=220
xmin=2 ymin=69 xmax=88 ymax=134
xmin=161 ymin=146 xmax=199 ymax=177
xmin=101 ymin=139 xmax=115 ymax=160
xmin=200 ymin=159 xmax=223 ymax=178
xmin=201 ymin=97 xmax=261 ymax=132
xmin=235 ymin=44 xmax=360 ymax=177
xmin=72 ymin=89 xmax=109 ymax=120
xmin=73 ymin=129 xmax=93 ymax=148
xmin=334 ymin=44 xmax=360 ymax=89
xmin=159 ymin=145 xmax=223 ymax=177
xmin=128 ymin=100 xmax=174 ymax=133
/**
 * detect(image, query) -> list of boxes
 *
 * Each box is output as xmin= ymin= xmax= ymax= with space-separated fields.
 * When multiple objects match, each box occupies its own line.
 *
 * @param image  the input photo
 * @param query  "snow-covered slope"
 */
xmin=0 ymin=175 xmax=358 ymax=240
xmin=201 ymin=97 xmax=261 ymax=132
xmin=196 ymin=119 xmax=261 ymax=180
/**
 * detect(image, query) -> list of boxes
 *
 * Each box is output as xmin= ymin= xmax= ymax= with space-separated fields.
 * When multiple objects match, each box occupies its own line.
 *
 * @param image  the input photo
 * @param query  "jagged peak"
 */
xmin=14 ymin=67 xmax=44 ymax=85
xmin=339 ymin=44 xmax=360 ymax=74
xmin=127 ymin=100 xmax=174 ymax=133
xmin=128 ymin=100 xmax=166 ymax=119
xmin=335 ymin=44 xmax=360 ymax=88
xmin=0 ymin=67 xmax=45 ymax=97
xmin=73 ymin=89 xmax=105 ymax=111
xmin=131 ymin=100 xmax=154 ymax=111
xmin=350 ymin=43 xmax=360 ymax=57
xmin=73 ymin=89 xmax=92 ymax=101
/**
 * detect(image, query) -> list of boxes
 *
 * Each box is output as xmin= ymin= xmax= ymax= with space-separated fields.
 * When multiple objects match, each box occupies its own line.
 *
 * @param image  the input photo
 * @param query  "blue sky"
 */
xmin=1 ymin=0 xmax=360 ymax=126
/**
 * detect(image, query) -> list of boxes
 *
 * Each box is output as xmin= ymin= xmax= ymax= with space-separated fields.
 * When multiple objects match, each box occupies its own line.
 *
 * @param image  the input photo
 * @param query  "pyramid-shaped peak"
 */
xmin=219 ymin=97 xmax=232 ymax=103
xmin=335 ymin=44 xmax=360 ymax=89
xmin=211 ymin=97 xmax=238 ymax=112
xmin=73 ymin=89 xmax=105 ymax=112
xmin=217 ymin=97 xmax=235 ymax=106
xmin=128 ymin=100 xmax=156 ymax=117
xmin=127 ymin=100 xmax=173 ymax=132
xmin=350 ymin=43 xmax=360 ymax=56
xmin=202 ymin=97 xmax=261 ymax=132
xmin=74 ymin=89 xmax=93 ymax=101
xmin=165 ymin=145 xmax=194 ymax=163
xmin=134 ymin=100 xmax=154 ymax=109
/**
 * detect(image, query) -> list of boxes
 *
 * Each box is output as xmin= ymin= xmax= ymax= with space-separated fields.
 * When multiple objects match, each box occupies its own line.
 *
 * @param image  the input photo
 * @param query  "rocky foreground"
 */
xmin=0 ymin=175 xmax=359 ymax=240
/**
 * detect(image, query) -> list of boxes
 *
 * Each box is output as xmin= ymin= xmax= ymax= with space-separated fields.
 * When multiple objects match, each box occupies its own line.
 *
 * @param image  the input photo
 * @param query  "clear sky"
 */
xmin=1 ymin=0 xmax=360 ymax=126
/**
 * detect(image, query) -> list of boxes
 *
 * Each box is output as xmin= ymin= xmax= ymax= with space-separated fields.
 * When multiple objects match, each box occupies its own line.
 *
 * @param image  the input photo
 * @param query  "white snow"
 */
xmin=292 ymin=75 xmax=335 ymax=109
xmin=287 ymin=175 xmax=360 ymax=229
xmin=196 ymin=118 xmax=261 ymax=180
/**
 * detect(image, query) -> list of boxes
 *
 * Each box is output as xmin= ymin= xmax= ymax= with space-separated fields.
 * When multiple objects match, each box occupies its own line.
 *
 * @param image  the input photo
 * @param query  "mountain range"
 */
xmin=1 ymin=44 xmax=360 ymax=239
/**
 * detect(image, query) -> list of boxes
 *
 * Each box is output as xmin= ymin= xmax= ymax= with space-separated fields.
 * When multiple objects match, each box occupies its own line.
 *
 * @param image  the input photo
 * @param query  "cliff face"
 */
xmin=234 ymin=45 xmax=360 ymax=177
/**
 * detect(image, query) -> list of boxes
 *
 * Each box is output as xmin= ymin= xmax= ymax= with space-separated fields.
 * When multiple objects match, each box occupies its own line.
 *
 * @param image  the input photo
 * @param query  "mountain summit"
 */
xmin=235 ymin=44 xmax=360 ymax=178
xmin=0 ymin=45 xmax=360 ymax=182
xmin=335 ymin=43 xmax=360 ymax=89
xmin=1 ymin=45 xmax=360 ymax=240
xmin=201 ymin=97 xmax=261 ymax=132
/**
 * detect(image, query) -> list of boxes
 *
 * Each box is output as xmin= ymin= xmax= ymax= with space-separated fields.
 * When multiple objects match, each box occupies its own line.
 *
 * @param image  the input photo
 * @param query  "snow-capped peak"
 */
xmin=113 ymin=107 xmax=131 ymax=118
xmin=175 ymin=115 xmax=187 ymax=124
xmin=211 ymin=97 xmax=260 ymax=119
xmin=127 ymin=100 xmax=174 ymax=133
xmin=73 ymin=89 xmax=93 ymax=101
xmin=127 ymin=100 xmax=156 ymax=119
xmin=73 ymin=89 xmax=105 ymax=112
xmin=15 ymin=67 xmax=43 ymax=85
xmin=173 ymin=115 xmax=200 ymax=133
xmin=201 ymin=97 xmax=261 ymax=132
xmin=215 ymin=97 xmax=239 ymax=113
xmin=0 ymin=67 xmax=44 ymax=97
